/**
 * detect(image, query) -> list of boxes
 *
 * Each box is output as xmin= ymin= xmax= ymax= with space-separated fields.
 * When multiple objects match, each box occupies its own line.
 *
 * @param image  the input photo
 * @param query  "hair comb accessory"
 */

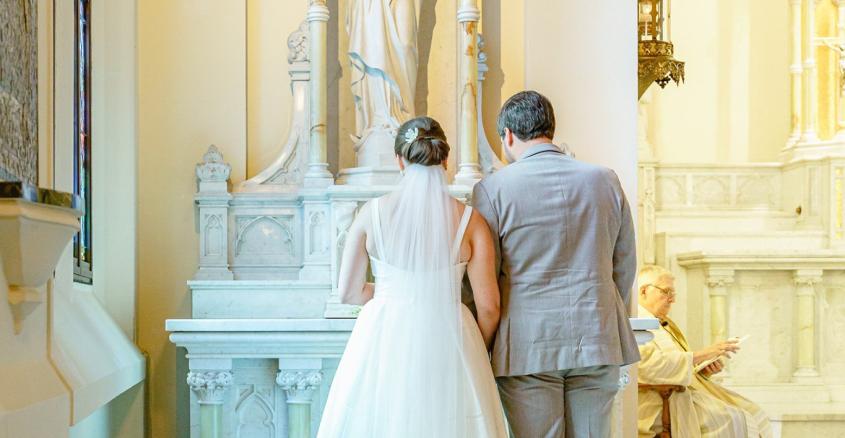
xmin=403 ymin=127 xmax=419 ymax=144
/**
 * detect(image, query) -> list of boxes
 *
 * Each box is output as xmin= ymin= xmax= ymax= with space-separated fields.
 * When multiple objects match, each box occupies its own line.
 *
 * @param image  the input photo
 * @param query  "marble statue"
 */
xmin=346 ymin=0 xmax=419 ymax=169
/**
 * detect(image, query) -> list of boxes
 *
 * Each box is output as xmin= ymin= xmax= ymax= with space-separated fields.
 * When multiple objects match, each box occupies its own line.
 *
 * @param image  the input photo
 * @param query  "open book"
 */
xmin=694 ymin=335 xmax=750 ymax=373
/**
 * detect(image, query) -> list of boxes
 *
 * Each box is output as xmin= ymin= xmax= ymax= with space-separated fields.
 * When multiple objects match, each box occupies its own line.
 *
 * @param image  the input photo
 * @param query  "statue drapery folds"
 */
xmin=347 ymin=0 xmax=421 ymax=168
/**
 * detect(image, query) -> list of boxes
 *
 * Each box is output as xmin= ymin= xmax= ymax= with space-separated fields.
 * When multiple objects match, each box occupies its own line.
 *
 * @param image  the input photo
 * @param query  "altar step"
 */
xmin=726 ymin=384 xmax=845 ymax=438
xmin=762 ymin=402 xmax=845 ymax=438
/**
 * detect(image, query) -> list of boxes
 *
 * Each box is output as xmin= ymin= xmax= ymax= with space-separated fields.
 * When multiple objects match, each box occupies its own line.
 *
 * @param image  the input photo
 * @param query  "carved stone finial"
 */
xmin=288 ymin=21 xmax=310 ymax=64
xmin=187 ymin=371 xmax=233 ymax=405
xmin=276 ymin=370 xmax=323 ymax=404
xmin=196 ymin=145 xmax=231 ymax=183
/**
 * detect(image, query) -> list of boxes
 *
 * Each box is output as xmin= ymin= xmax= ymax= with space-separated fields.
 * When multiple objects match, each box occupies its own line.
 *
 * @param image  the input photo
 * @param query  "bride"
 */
xmin=317 ymin=116 xmax=508 ymax=437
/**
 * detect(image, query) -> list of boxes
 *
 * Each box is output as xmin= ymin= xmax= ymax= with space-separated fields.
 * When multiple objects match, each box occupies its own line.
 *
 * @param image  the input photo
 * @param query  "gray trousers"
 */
xmin=496 ymin=365 xmax=620 ymax=438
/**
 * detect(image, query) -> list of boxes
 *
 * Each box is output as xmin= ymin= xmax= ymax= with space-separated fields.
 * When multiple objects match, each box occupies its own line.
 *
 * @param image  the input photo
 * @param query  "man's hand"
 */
xmin=693 ymin=339 xmax=740 ymax=365
xmin=699 ymin=359 xmax=724 ymax=377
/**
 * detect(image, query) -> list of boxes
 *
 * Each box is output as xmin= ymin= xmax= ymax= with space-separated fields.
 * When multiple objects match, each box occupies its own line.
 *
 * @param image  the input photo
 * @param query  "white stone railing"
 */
xmin=638 ymin=159 xmax=845 ymax=265
xmin=645 ymin=163 xmax=784 ymax=212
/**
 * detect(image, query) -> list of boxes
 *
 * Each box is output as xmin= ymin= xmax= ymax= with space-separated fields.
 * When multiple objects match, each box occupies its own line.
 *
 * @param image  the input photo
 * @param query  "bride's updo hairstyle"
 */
xmin=394 ymin=116 xmax=450 ymax=166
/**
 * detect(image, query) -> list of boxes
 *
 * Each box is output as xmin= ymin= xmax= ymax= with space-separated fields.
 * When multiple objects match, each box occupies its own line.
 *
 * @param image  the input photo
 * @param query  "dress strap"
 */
xmin=371 ymin=198 xmax=387 ymax=259
xmin=451 ymin=206 xmax=473 ymax=262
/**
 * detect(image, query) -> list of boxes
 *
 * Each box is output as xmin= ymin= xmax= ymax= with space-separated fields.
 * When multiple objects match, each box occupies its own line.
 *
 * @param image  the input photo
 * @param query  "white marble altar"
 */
xmin=168 ymin=4 xmax=648 ymax=438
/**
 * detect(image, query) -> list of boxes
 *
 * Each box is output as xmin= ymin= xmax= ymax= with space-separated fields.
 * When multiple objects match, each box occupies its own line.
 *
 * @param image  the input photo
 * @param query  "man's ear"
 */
xmin=504 ymin=128 xmax=514 ymax=148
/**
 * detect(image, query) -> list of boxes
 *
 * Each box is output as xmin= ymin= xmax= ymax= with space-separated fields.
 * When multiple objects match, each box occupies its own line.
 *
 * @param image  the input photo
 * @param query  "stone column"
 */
xmin=277 ymin=361 xmax=324 ymax=438
xmin=195 ymin=145 xmax=233 ymax=280
xmin=706 ymin=271 xmax=735 ymax=344
xmin=187 ymin=370 xmax=233 ymax=438
xmin=836 ymin=1 xmax=845 ymax=139
xmin=304 ymin=0 xmax=334 ymax=187
xmin=706 ymin=271 xmax=734 ymax=380
xmin=475 ymin=34 xmax=504 ymax=176
xmin=789 ymin=0 xmax=803 ymax=146
xmin=803 ymin=0 xmax=820 ymax=143
xmin=454 ymin=0 xmax=484 ymax=186
xmin=638 ymin=163 xmax=657 ymax=265
xmin=793 ymin=269 xmax=823 ymax=380
xmin=832 ymin=164 xmax=845 ymax=246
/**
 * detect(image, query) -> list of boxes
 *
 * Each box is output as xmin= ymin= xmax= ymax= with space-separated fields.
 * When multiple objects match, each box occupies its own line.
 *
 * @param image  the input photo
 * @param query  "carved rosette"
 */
xmin=276 ymin=370 xmax=323 ymax=404
xmin=187 ymin=371 xmax=233 ymax=405
xmin=196 ymin=145 xmax=231 ymax=183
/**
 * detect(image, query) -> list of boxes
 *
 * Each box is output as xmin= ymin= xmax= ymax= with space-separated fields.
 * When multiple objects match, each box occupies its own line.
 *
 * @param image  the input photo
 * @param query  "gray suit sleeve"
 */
xmin=612 ymin=174 xmax=637 ymax=309
xmin=471 ymin=182 xmax=501 ymax=275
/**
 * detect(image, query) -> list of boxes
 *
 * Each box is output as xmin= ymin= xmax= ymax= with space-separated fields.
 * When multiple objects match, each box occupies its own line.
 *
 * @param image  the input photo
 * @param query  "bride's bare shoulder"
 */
xmin=348 ymin=198 xmax=375 ymax=232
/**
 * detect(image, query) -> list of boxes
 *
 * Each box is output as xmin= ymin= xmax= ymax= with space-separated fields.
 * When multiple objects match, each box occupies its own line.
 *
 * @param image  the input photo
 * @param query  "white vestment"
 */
xmin=637 ymin=306 xmax=771 ymax=438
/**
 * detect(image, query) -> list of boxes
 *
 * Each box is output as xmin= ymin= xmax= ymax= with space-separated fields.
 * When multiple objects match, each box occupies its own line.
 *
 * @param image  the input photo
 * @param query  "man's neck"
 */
xmin=639 ymin=304 xmax=660 ymax=319
xmin=514 ymin=137 xmax=554 ymax=160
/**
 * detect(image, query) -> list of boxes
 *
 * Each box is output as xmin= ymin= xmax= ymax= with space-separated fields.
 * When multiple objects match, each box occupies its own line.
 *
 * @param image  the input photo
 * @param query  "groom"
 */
xmin=471 ymin=91 xmax=640 ymax=437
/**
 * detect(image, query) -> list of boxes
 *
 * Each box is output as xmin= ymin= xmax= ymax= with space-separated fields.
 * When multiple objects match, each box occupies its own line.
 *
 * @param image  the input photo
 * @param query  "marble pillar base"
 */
xmin=337 ymin=166 xmax=401 ymax=186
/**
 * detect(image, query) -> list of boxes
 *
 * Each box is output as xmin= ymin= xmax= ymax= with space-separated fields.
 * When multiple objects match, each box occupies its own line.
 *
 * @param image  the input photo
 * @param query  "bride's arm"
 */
xmin=466 ymin=211 xmax=501 ymax=350
xmin=338 ymin=205 xmax=375 ymax=305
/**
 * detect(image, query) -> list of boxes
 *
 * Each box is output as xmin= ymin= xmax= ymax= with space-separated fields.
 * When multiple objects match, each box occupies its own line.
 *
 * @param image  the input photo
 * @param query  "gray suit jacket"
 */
xmin=471 ymin=143 xmax=640 ymax=377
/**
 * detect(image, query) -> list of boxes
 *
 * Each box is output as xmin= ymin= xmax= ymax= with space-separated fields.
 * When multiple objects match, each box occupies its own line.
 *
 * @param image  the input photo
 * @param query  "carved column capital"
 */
xmin=187 ymin=371 xmax=233 ymax=405
xmin=793 ymin=271 xmax=823 ymax=284
xmin=705 ymin=271 xmax=735 ymax=295
xmin=793 ymin=269 xmax=823 ymax=295
xmin=276 ymin=370 xmax=323 ymax=404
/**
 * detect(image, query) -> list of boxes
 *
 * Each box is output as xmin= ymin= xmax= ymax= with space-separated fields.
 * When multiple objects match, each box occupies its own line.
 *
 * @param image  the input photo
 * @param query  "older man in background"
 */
xmin=637 ymin=265 xmax=772 ymax=438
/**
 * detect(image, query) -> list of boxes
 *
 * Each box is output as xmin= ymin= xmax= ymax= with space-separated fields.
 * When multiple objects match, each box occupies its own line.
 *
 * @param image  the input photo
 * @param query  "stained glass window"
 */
xmin=73 ymin=0 xmax=92 ymax=284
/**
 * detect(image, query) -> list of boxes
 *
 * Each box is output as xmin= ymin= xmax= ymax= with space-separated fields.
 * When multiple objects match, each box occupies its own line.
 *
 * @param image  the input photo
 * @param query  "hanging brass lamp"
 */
xmin=638 ymin=0 xmax=684 ymax=99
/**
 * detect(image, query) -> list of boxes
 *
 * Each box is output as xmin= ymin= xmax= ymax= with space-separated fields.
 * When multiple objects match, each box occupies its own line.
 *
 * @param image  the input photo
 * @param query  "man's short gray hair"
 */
xmin=637 ymin=265 xmax=675 ymax=290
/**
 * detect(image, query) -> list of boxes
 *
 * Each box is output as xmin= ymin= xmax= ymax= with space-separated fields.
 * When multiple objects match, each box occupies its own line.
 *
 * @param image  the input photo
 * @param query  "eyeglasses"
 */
xmin=646 ymin=284 xmax=676 ymax=298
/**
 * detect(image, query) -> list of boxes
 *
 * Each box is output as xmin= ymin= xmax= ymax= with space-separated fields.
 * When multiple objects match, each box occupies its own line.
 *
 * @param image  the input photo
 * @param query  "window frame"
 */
xmin=73 ymin=0 xmax=93 ymax=284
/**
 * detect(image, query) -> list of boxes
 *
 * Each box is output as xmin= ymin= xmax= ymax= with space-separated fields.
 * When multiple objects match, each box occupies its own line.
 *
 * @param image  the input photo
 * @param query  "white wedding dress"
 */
xmin=317 ymin=165 xmax=508 ymax=437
